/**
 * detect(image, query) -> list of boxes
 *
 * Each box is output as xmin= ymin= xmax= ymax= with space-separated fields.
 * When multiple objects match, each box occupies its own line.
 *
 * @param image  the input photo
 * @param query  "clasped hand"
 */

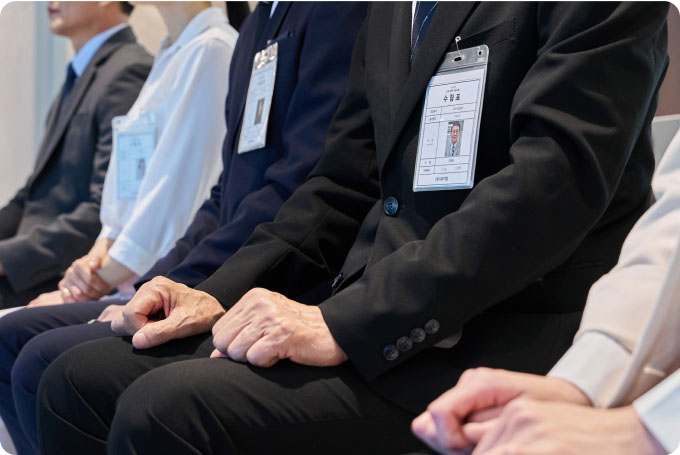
xmin=111 ymin=279 xmax=347 ymax=369
xmin=210 ymin=288 xmax=347 ymax=367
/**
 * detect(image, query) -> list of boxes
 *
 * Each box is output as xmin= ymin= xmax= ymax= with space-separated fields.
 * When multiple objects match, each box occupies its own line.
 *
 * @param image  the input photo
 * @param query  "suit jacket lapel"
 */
xmin=30 ymin=28 xmax=135 ymax=186
xmin=381 ymin=2 xmax=478 ymax=170
xmin=231 ymin=2 xmax=293 ymax=152
xmin=387 ymin=3 xmax=411 ymax=126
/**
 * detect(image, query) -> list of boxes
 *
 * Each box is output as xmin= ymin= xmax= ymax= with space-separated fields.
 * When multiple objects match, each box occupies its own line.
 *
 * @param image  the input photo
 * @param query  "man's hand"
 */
xmin=97 ymin=303 xmax=125 ymax=322
xmin=59 ymin=254 xmax=112 ymax=302
xmin=210 ymin=288 xmax=347 ymax=368
xmin=111 ymin=276 xmax=225 ymax=349
xmin=411 ymin=368 xmax=591 ymax=454
xmin=462 ymin=399 xmax=666 ymax=455
xmin=28 ymin=290 xmax=64 ymax=307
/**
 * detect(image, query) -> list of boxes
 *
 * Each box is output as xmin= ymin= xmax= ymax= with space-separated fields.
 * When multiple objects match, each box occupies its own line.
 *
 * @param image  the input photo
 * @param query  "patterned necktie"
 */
xmin=411 ymin=2 xmax=439 ymax=61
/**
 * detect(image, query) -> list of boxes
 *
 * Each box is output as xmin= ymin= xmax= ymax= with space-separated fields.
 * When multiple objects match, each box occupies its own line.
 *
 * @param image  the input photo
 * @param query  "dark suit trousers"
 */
xmin=37 ymin=335 xmax=427 ymax=455
xmin=0 ymin=277 xmax=61 ymax=310
xmin=0 ymin=300 xmax=122 ymax=455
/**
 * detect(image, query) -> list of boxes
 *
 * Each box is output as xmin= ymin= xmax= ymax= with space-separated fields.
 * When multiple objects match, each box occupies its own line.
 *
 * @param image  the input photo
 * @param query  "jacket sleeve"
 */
xmin=166 ymin=4 xmax=370 ymax=290
xmin=0 ymin=62 xmax=149 ymax=292
xmin=0 ymin=185 xmax=28 ymax=241
xmin=550 ymin=130 xmax=680 ymax=408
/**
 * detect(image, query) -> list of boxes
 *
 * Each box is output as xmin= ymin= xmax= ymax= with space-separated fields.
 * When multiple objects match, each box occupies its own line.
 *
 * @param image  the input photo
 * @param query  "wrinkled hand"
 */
xmin=27 ymin=290 xmax=64 ymax=307
xmin=411 ymin=368 xmax=591 ymax=454
xmin=111 ymin=276 xmax=225 ymax=349
xmin=463 ymin=399 xmax=666 ymax=455
xmin=97 ymin=303 xmax=125 ymax=322
xmin=59 ymin=254 xmax=112 ymax=302
xmin=210 ymin=288 xmax=347 ymax=368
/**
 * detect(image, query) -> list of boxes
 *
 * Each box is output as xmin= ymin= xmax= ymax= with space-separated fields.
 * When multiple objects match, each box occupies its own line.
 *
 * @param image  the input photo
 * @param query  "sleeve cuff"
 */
xmin=98 ymin=225 xmax=120 ymax=241
xmin=548 ymin=331 xmax=631 ymax=407
xmin=107 ymin=233 xmax=160 ymax=277
xmin=633 ymin=369 xmax=680 ymax=453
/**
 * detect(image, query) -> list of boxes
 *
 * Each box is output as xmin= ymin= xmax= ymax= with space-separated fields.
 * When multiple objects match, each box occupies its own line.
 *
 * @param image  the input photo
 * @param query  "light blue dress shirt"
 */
xmin=71 ymin=23 xmax=129 ymax=76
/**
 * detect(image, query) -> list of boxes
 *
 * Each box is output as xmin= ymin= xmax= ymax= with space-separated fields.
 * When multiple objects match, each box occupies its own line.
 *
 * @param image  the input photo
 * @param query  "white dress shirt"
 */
xmin=550 ymin=129 xmax=680 ymax=452
xmin=98 ymin=7 xmax=238 ymax=279
xmin=71 ymin=23 xmax=128 ymax=77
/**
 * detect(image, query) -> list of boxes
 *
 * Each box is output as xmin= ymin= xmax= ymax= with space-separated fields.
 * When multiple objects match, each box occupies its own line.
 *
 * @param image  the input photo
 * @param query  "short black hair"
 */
xmin=120 ymin=2 xmax=134 ymax=15
xmin=449 ymin=121 xmax=461 ymax=130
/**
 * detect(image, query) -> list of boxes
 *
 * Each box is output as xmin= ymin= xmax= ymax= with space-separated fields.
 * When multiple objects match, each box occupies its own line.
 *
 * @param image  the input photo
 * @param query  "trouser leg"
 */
xmin=36 ymin=333 xmax=426 ymax=455
xmin=37 ymin=333 xmax=213 ymax=455
xmin=109 ymin=357 xmax=426 ymax=455
xmin=0 ymin=301 xmax=121 ymax=455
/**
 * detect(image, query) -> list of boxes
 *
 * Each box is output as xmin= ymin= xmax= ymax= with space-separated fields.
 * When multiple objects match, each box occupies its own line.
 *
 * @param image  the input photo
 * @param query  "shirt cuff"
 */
xmin=107 ymin=233 xmax=159 ymax=277
xmin=548 ymin=331 xmax=631 ymax=407
xmin=633 ymin=369 xmax=680 ymax=453
xmin=98 ymin=225 xmax=120 ymax=241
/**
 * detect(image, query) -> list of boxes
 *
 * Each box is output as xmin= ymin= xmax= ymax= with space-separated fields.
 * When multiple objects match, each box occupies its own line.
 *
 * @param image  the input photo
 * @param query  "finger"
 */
xmin=411 ymin=412 xmax=438 ymax=443
xmin=73 ymin=263 xmax=110 ymax=295
xmin=132 ymin=313 xmax=197 ymax=349
xmin=224 ymin=322 xmax=262 ymax=362
xmin=462 ymin=419 xmax=497 ymax=444
xmin=60 ymin=287 xmax=76 ymax=303
xmin=468 ymin=406 xmax=504 ymax=423
xmin=210 ymin=349 xmax=227 ymax=358
xmin=212 ymin=310 xmax=252 ymax=354
xmin=67 ymin=268 xmax=102 ymax=300
xmin=244 ymin=335 xmax=281 ymax=367
xmin=111 ymin=292 xmax=163 ymax=335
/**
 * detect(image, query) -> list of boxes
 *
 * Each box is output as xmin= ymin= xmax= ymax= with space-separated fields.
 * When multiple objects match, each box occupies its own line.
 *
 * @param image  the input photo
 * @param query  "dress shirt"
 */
xmin=71 ymin=23 xmax=129 ymax=77
xmin=550 ymin=129 xmax=680 ymax=452
xmin=98 ymin=7 xmax=238 ymax=278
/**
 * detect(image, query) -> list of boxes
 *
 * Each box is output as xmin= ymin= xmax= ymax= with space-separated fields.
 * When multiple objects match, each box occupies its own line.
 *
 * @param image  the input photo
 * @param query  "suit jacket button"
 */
xmin=424 ymin=319 xmax=440 ymax=335
xmin=383 ymin=344 xmax=399 ymax=361
xmin=383 ymin=197 xmax=399 ymax=216
xmin=410 ymin=328 xmax=426 ymax=343
xmin=396 ymin=336 xmax=413 ymax=352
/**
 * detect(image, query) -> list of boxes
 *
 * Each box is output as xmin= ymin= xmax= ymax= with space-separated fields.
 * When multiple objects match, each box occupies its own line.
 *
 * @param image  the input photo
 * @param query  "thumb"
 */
xmin=132 ymin=317 xmax=179 ymax=349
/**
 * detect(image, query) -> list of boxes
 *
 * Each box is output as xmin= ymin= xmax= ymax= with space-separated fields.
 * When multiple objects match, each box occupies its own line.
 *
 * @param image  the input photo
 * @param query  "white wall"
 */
xmin=0 ymin=1 xmax=68 ymax=205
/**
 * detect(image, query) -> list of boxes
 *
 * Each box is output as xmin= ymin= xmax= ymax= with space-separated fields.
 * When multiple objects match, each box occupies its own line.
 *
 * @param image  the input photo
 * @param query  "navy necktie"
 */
xmin=411 ymin=2 xmax=438 ymax=61
xmin=251 ymin=2 xmax=273 ymax=58
xmin=61 ymin=63 xmax=77 ymax=101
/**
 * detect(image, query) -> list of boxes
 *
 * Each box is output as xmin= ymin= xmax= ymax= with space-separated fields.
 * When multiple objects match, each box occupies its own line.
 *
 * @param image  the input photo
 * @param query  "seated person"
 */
xmin=36 ymin=3 xmax=669 ymax=454
xmin=0 ymin=3 xmax=366 ymax=454
xmin=0 ymin=1 xmax=151 ymax=309
xmin=28 ymin=1 xmax=238 ymax=307
xmin=411 ymin=129 xmax=680 ymax=455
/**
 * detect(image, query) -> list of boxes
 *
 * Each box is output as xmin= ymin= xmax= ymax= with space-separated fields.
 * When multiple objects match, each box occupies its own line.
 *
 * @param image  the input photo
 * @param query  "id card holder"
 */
xmin=112 ymin=113 xmax=156 ymax=200
xmin=413 ymin=44 xmax=489 ymax=192
xmin=237 ymin=42 xmax=278 ymax=154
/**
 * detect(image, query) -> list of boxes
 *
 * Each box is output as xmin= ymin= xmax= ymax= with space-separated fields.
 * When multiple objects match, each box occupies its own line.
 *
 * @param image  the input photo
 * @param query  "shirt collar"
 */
xmin=71 ymin=23 xmax=129 ymax=77
xmin=271 ymin=1 xmax=279 ymax=17
xmin=157 ymin=7 xmax=228 ymax=57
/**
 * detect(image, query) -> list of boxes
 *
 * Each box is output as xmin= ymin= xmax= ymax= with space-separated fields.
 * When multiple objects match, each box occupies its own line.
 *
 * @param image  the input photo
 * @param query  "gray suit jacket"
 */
xmin=0 ymin=27 xmax=152 ymax=293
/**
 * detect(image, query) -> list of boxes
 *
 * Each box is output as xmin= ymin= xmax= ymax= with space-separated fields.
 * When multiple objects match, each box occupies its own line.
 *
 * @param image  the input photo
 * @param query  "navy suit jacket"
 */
xmin=139 ymin=2 xmax=367 ymax=288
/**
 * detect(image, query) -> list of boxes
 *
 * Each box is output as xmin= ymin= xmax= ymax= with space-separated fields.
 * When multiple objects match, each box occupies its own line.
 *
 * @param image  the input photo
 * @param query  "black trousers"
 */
xmin=0 ymin=277 xmax=61 ymax=309
xmin=37 ymin=334 xmax=427 ymax=455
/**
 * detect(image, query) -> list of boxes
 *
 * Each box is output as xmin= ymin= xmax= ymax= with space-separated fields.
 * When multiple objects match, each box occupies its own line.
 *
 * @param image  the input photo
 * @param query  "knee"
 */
xmin=11 ymin=335 xmax=53 ymax=396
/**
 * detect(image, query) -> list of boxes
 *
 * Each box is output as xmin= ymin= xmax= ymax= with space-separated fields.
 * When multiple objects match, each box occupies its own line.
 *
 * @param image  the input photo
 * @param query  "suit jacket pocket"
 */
xmin=452 ymin=17 xmax=516 ymax=50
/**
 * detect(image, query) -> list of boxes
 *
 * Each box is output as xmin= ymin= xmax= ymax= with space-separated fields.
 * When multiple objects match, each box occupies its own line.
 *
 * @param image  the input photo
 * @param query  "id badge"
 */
xmin=413 ymin=44 xmax=489 ymax=192
xmin=112 ymin=114 xmax=156 ymax=200
xmin=237 ymin=42 xmax=278 ymax=154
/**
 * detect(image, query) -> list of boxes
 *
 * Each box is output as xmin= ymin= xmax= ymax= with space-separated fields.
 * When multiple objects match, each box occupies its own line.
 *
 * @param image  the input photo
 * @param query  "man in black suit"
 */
xmin=38 ymin=3 xmax=668 ymax=454
xmin=0 ymin=1 xmax=151 ymax=308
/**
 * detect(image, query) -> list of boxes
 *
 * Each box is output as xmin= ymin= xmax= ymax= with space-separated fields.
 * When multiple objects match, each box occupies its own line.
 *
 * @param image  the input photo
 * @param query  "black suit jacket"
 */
xmin=197 ymin=2 xmax=669 ymax=413
xmin=0 ymin=27 xmax=151 ymax=293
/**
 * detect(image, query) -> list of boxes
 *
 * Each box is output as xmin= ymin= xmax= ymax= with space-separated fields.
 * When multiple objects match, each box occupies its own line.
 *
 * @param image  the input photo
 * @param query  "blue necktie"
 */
xmin=61 ymin=63 xmax=77 ymax=101
xmin=411 ymin=2 xmax=438 ymax=61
